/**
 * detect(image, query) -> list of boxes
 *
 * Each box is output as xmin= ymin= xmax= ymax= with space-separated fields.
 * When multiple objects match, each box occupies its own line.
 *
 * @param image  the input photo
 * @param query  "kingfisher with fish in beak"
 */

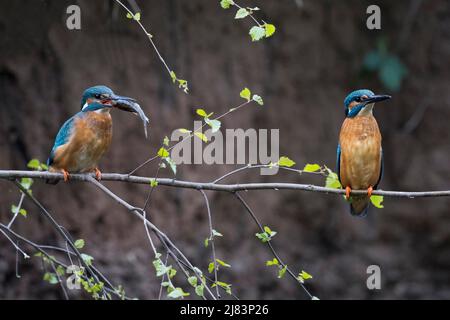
xmin=337 ymin=89 xmax=391 ymax=216
xmin=47 ymin=85 xmax=149 ymax=183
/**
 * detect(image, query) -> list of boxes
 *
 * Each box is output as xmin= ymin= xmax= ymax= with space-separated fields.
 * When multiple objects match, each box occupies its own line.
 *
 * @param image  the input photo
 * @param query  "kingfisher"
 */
xmin=337 ymin=89 xmax=391 ymax=216
xmin=47 ymin=85 xmax=149 ymax=183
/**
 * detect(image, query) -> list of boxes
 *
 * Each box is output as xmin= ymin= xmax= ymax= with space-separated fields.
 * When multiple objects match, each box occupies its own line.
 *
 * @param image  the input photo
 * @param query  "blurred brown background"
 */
xmin=1 ymin=0 xmax=450 ymax=299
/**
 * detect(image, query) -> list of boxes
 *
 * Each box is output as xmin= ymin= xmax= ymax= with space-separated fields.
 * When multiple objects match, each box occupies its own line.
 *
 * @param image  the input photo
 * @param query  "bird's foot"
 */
xmin=367 ymin=186 xmax=373 ymax=197
xmin=62 ymin=169 xmax=70 ymax=182
xmin=345 ymin=186 xmax=351 ymax=200
xmin=94 ymin=168 xmax=102 ymax=181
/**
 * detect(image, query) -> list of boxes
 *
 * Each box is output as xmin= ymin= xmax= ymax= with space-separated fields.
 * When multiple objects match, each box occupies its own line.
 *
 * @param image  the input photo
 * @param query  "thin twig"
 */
xmin=200 ymin=190 xmax=220 ymax=299
xmin=234 ymin=192 xmax=313 ymax=299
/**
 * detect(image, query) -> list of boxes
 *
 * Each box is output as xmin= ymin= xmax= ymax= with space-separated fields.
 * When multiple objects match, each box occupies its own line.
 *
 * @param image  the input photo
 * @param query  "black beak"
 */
xmin=110 ymin=94 xmax=150 ymax=138
xmin=364 ymin=94 xmax=391 ymax=105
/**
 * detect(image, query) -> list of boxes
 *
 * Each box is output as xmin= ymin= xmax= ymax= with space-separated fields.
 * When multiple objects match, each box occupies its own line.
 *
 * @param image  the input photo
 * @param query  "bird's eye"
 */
xmin=94 ymin=94 xmax=102 ymax=99
xmin=355 ymin=97 xmax=362 ymax=102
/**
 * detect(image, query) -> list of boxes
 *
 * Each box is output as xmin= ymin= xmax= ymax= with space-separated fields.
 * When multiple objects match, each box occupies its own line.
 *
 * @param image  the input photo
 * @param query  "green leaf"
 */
xmin=194 ymin=132 xmax=208 ymax=143
xmin=74 ymin=239 xmax=85 ymax=249
xmin=11 ymin=205 xmax=18 ymax=214
xmin=56 ymin=265 xmax=65 ymax=276
xmin=163 ymin=136 xmax=170 ymax=147
xmin=298 ymin=270 xmax=313 ymax=281
xmin=264 ymin=23 xmax=276 ymax=37
xmin=126 ymin=12 xmax=133 ymax=19
xmin=27 ymin=159 xmax=40 ymax=170
xmin=170 ymin=71 xmax=177 ymax=83
xmin=188 ymin=276 xmax=197 ymax=287
xmin=264 ymin=226 xmax=272 ymax=234
xmin=196 ymin=108 xmax=208 ymax=118
xmin=240 ymin=87 xmax=251 ymax=101
xmin=303 ymin=163 xmax=321 ymax=172
xmin=20 ymin=177 xmax=33 ymax=189
xmin=205 ymin=118 xmax=221 ymax=133
xmin=255 ymin=232 xmax=270 ymax=243
xmin=249 ymin=26 xmax=266 ymax=41
xmin=169 ymin=268 xmax=177 ymax=279
xmin=235 ymin=8 xmax=250 ymax=19
xmin=43 ymin=272 xmax=58 ymax=284
xmin=212 ymin=281 xmax=232 ymax=295
xmin=157 ymin=147 xmax=170 ymax=158
xmin=204 ymin=238 xmax=209 ymax=247
xmin=165 ymin=157 xmax=177 ymax=175
xmin=167 ymin=287 xmax=190 ymax=299
xmin=208 ymin=262 xmax=216 ymax=273
xmin=178 ymin=128 xmax=192 ymax=134
xmin=278 ymin=265 xmax=287 ymax=279
xmin=266 ymin=258 xmax=279 ymax=266
xmin=379 ymin=55 xmax=407 ymax=91
xmin=370 ymin=195 xmax=384 ymax=208
xmin=212 ymin=229 xmax=223 ymax=237
xmin=252 ymin=94 xmax=264 ymax=106
xmin=81 ymin=253 xmax=94 ymax=266
xmin=278 ymin=156 xmax=296 ymax=167
xmin=150 ymin=179 xmax=158 ymax=187
xmin=325 ymin=169 xmax=342 ymax=189
xmin=133 ymin=12 xmax=141 ymax=21
xmin=195 ymin=284 xmax=205 ymax=297
xmin=19 ymin=208 xmax=27 ymax=217
xmin=216 ymin=259 xmax=231 ymax=268
xmin=220 ymin=0 xmax=234 ymax=9
xmin=363 ymin=51 xmax=382 ymax=71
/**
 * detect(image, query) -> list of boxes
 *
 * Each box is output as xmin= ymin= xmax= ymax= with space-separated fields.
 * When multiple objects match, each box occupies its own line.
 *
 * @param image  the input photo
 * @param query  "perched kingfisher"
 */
xmin=47 ymin=85 xmax=149 ymax=183
xmin=337 ymin=89 xmax=391 ymax=216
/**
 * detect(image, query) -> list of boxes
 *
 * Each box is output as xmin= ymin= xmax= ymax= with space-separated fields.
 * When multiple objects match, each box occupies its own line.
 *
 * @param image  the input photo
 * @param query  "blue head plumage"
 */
xmin=80 ymin=85 xmax=115 ymax=109
xmin=344 ymin=89 xmax=391 ymax=118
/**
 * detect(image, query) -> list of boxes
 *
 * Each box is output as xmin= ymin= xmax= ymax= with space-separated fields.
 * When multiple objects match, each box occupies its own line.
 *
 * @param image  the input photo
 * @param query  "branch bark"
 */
xmin=1 ymin=170 xmax=449 ymax=198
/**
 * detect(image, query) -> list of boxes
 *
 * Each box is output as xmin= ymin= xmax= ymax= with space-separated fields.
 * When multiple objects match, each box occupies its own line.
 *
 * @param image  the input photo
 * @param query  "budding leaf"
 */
xmin=194 ymin=132 xmax=208 ymax=143
xmin=27 ymin=159 xmax=40 ymax=170
xmin=249 ymin=26 xmax=266 ymax=41
xmin=157 ymin=147 xmax=170 ymax=158
xmin=278 ymin=156 xmax=296 ymax=167
xmin=235 ymin=8 xmax=250 ymax=19
xmin=205 ymin=118 xmax=221 ymax=133
xmin=264 ymin=23 xmax=276 ymax=37
xmin=303 ymin=163 xmax=321 ymax=172
xmin=370 ymin=195 xmax=384 ymax=208
xmin=74 ymin=239 xmax=85 ymax=249
xmin=196 ymin=108 xmax=208 ymax=118
xmin=252 ymin=94 xmax=264 ymax=105
xmin=240 ymin=87 xmax=251 ymax=101
xmin=220 ymin=0 xmax=234 ymax=9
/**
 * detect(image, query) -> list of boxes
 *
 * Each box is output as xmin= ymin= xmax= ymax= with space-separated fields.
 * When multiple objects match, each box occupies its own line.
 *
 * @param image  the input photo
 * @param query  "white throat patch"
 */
xmin=358 ymin=103 xmax=374 ymax=116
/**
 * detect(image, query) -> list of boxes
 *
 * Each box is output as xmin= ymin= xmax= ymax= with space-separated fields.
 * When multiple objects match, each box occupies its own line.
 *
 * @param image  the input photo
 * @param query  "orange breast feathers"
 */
xmin=339 ymin=115 xmax=382 ymax=190
xmin=51 ymin=111 xmax=113 ymax=173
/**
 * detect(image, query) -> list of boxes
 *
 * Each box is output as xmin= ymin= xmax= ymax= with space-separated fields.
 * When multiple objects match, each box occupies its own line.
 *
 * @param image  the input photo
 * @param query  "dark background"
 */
xmin=1 ymin=0 xmax=450 ymax=299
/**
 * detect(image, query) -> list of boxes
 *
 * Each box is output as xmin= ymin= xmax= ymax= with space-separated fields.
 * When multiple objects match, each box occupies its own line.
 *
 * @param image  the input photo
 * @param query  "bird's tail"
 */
xmin=350 ymin=195 xmax=370 ymax=217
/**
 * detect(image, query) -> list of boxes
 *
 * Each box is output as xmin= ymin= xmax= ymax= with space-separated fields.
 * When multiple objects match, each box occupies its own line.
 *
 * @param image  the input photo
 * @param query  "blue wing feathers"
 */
xmin=336 ymin=143 xmax=341 ymax=184
xmin=374 ymin=148 xmax=383 ymax=189
xmin=47 ymin=115 xmax=77 ymax=166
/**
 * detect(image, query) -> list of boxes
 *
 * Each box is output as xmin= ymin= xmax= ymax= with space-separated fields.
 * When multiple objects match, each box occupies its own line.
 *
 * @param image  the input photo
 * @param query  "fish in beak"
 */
xmin=109 ymin=95 xmax=150 ymax=138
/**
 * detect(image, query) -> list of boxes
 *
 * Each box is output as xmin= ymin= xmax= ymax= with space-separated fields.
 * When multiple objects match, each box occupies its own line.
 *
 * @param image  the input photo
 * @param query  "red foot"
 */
xmin=367 ymin=186 xmax=373 ymax=197
xmin=94 ymin=168 xmax=102 ymax=181
xmin=345 ymin=186 xmax=351 ymax=200
xmin=62 ymin=169 xmax=70 ymax=182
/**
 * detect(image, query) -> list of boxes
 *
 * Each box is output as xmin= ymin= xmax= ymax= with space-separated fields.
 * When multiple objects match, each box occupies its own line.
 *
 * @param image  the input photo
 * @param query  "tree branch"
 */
xmin=1 ymin=170 xmax=449 ymax=198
